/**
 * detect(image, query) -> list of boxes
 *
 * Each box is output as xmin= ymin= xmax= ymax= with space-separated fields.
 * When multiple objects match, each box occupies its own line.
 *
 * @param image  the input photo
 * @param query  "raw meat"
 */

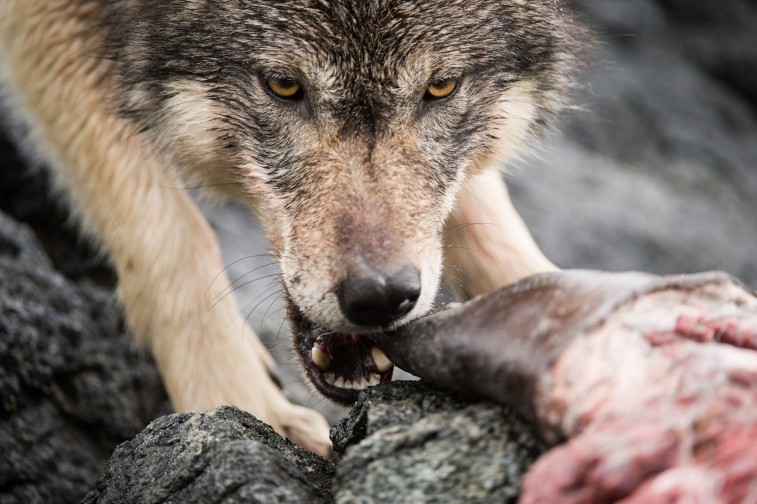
xmin=371 ymin=271 xmax=757 ymax=503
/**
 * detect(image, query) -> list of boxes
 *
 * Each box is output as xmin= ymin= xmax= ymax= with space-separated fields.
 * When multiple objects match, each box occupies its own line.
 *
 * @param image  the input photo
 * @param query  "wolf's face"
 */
xmin=109 ymin=0 xmax=576 ymax=403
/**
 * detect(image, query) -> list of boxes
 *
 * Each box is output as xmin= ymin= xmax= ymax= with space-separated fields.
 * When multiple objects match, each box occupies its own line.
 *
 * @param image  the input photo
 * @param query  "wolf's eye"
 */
xmin=424 ymin=78 xmax=459 ymax=100
xmin=266 ymin=77 xmax=303 ymax=100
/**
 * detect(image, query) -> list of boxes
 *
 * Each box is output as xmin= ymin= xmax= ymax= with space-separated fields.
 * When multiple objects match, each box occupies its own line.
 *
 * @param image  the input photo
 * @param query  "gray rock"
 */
xmin=82 ymin=406 xmax=335 ymax=504
xmin=510 ymin=0 xmax=757 ymax=289
xmin=331 ymin=382 xmax=544 ymax=504
xmin=81 ymin=383 xmax=541 ymax=504
xmin=0 ymin=212 xmax=170 ymax=504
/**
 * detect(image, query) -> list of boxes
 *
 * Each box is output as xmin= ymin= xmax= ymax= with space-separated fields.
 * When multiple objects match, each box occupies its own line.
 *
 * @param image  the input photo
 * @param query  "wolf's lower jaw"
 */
xmin=295 ymin=314 xmax=396 ymax=404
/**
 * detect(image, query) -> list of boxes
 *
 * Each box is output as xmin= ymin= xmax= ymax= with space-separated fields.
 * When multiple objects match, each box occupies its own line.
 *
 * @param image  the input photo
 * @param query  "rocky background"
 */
xmin=514 ymin=0 xmax=757 ymax=286
xmin=1 ymin=0 xmax=755 ymax=502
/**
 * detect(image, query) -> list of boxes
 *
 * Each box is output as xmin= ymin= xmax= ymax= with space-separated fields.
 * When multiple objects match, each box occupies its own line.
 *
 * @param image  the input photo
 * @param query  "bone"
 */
xmin=369 ymin=270 xmax=757 ymax=502
xmin=371 ymin=270 xmax=670 ymax=423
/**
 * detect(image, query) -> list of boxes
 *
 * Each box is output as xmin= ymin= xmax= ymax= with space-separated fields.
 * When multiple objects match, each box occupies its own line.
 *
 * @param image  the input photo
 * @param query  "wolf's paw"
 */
xmin=271 ymin=401 xmax=335 ymax=460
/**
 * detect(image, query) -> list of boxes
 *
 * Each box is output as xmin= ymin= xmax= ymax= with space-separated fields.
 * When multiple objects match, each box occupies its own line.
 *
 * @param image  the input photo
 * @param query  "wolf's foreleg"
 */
xmin=0 ymin=0 xmax=331 ymax=457
xmin=444 ymin=170 xmax=557 ymax=296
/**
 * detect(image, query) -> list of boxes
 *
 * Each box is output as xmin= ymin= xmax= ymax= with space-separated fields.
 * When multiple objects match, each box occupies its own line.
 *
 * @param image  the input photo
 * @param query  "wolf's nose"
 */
xmin=338 ymin=260 xmax=421 ymax=327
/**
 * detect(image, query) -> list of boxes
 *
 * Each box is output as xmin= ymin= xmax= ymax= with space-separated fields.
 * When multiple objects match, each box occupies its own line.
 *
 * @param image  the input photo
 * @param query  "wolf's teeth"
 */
xmin=311 ymin=346 xmax=331 ymax=370
xmin=371 ymin=347 xmax=394 ymax=373
xmin=347 ymin=379 xmax=369 ymax=390
xmin=323 ymin=372 xmax=336 ymax=385
xmin=368 ymin=373 xmax=381 ymax=386
xmin=334 ymin=377 xmax=346 ymax=388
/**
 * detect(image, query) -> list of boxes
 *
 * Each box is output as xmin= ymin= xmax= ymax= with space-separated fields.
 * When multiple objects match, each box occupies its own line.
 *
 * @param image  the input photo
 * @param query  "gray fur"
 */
xmin=104 ymin=0 xmax=581 ymax=189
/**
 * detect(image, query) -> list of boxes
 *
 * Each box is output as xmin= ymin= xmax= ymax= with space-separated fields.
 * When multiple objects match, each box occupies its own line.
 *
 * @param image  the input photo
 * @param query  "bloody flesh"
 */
xmin=370 ymin=270 xmax=757 ymax=503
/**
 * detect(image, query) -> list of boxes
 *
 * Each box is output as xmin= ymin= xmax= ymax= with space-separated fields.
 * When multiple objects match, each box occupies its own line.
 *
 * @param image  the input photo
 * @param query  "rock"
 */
xmin=331 ymin=382 xmax=544 ymax=504
xmin=0 ymin=211 xmax=170 ymax=504
xmin=510 ymin=0 xmax=757 ymax=288
xmin=81 ymin=383 xmax=542 ymax=504
xmin=82 ymin=406 xmax=335 ymax=504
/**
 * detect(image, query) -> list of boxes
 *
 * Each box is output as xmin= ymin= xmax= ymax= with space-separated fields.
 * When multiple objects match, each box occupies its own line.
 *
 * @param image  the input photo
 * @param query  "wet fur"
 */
xmin=0 ymin=0 xmax=579 ymax=455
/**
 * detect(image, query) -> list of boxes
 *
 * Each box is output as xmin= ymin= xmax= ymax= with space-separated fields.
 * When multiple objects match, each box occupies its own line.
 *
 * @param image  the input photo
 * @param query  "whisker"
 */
xmin=443 ymin=244 xmax=489 ymax=256
xmin=260 ymin=292 xmax=284 ymax=327
xmin=441 ymin=221 xmax=497 ymax=239
xmin=154 ymin=182 xmax=240 ymax=191
xmin=233 ymin=280 xmax=283 ymax=322
xmin=205 ymin=253 xmax=277 ymax=295
xmin=242 ymin=289 xmax=285 ymax=329
xmin=276 ymin=318 xmax=288 ymax=341
xmin=212 ymin=261 xmax=279 ymax=302
xmin=210 ymin=271 xmax=282 ymax=309
xmin=444 ymin=262 xmax=474 ymax=283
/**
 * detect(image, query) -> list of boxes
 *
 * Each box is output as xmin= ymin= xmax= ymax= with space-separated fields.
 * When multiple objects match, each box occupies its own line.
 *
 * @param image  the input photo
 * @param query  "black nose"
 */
xmin=338 ymin=259 xmax=421 ymax=327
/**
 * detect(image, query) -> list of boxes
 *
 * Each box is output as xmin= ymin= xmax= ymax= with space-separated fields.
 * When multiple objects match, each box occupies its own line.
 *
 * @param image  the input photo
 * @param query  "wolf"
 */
xmin=0 ymin=0 xmax=578 ymax=456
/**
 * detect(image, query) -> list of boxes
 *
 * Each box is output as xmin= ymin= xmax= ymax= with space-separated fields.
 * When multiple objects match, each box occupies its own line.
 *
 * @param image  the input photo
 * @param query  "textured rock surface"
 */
xmin=83 ymin=406 xmax=335 ymax=504
xmin=0 ymin=211 xmax=170 ymax=504
xmin=81 ymin=383 xmax=541 ymax=504
xmin=331 ymin=382 xmax=544 ymax=504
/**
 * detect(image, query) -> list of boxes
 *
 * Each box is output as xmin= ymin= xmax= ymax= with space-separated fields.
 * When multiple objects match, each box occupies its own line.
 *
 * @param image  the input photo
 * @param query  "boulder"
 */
xmin=82 ymin=382 xmax=541 ymax=504
xmin=332 ymin=382 xmax=543 ymax=504
xmin=82 ymin=406 xmax=335 ymax=504
xmin=0 ymin=211 xmax=170 ymax=504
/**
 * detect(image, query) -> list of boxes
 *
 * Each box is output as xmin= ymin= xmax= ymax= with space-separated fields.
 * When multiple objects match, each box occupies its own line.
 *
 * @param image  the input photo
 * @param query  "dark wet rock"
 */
xmin=0 ymin=211 xmax=170 ymax=504
xmin=83 ymin=406 xmax=335 ymax=504
xmin=331 ymin=382 xmax=544 ymax=504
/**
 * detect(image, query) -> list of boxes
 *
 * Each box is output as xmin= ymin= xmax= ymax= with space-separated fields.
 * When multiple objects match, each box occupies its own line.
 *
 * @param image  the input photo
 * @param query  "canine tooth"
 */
xmin=311 ymin=346 xmax=331 ymax=370
xmin=323 ymin=372 xmax=336 ymax=385
xmin=371 ymin=347 xmax=394 ymax=372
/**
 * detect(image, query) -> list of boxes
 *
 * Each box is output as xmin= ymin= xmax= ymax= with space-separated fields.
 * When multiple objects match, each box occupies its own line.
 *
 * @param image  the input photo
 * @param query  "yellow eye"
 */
xmin=267 ymin=77 xmax=302 ymax=99
xmin=425 ymin=78 xmax=458 ymax=99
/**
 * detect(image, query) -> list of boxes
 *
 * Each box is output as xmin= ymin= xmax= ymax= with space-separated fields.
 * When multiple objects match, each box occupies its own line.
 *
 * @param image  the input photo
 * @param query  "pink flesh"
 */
xmin=521 ymin=283 xmax=757 ymax=504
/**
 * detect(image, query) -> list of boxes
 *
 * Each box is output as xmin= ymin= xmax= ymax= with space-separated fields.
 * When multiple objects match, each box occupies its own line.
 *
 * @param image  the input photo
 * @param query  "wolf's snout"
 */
xmin=338 ymin=258 xmax=421 ymax=327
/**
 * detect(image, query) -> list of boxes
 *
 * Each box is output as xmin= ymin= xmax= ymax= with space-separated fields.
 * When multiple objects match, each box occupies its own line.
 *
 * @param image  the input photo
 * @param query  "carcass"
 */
xmin=370 ymin=271 xmax=757 ymax=503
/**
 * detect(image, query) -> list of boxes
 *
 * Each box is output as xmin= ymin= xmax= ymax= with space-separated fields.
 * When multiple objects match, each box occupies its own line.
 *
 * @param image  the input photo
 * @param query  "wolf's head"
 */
xmin=108 ymin=0 xmax=578 ymax=403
